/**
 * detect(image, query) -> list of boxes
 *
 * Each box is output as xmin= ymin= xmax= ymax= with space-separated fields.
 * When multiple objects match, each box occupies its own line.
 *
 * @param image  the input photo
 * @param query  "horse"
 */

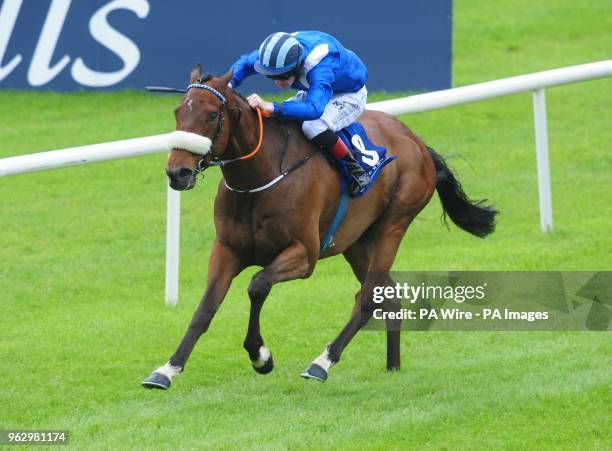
xmin=142 ymin=65 xmax=498 ymax=389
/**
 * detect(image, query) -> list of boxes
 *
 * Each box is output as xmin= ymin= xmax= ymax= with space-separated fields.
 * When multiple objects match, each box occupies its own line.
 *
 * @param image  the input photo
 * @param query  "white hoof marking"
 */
xmin=313 ymin=347 xmax=334 ymax=372
xmin=252 ymin=346 xmax=271 ymax=368
xmin=155 ymin=362 xmax=182 ymax=381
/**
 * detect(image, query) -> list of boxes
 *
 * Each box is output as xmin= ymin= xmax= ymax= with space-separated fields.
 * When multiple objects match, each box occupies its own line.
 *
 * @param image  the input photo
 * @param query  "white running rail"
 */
xmin=1 ymin=60 xmax=611 ymax=305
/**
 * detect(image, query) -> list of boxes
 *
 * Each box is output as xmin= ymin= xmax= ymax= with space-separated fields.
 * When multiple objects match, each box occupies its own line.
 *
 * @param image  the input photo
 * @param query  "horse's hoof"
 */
xmin=253 ymin=354 xmax=274 ymax=374
xmin=386 ymin=365 xmax=401 ymax=372
xmin=251 ymin=346 xmax=274 ymax=375
xmin=300 ymin=363 xmax=328 ymax=382
xmin=142 ymin=372 xmax=171 ymax=390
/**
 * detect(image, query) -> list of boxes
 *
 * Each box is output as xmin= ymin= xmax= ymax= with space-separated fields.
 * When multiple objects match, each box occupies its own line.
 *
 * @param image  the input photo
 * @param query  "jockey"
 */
xmin=229 ymin=31 xmax=371 ymax=196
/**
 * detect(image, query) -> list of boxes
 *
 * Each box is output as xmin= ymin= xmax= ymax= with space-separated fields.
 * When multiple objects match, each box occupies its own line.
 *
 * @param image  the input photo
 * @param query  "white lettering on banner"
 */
xmin=72 ymin=0 xmax=150 ymax=87
xmin=0 ymin=0 xmax=149 ymax=87
xmin=0 ymin=0 xmax=23 ymax=80
xmin=351 ymin=134 xmax=380 ymax=167
xmin=27 ymin=0 xmax=72 ymax=86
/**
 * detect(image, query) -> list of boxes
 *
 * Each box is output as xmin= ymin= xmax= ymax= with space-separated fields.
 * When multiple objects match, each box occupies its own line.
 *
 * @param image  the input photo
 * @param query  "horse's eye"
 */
xmin=209 ymin=112 xmax=217 ymax=120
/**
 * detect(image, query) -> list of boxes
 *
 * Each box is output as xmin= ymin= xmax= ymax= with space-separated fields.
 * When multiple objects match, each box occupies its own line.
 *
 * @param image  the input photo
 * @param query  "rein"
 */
xmin=215 ymin=115 xmax=312 ymax=194
xmin=206 ymin=106 xmax=265 ymax=167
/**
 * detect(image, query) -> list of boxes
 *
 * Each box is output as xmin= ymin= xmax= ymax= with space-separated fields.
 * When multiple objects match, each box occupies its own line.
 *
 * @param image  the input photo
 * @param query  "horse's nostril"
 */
xmin=166 ymin=167 xmax=194 ymax=180
xmin=177 ymin=168 xmax=193 ymax=179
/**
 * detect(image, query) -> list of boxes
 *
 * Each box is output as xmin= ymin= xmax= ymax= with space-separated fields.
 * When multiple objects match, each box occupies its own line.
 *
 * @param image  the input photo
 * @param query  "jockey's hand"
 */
xmin=247 ymin=94 xmax=274 ymax=115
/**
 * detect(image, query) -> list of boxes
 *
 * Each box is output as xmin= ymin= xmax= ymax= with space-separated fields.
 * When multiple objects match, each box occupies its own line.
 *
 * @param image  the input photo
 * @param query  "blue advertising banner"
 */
xmin=0 ymin=0 xmax=452 ymax=92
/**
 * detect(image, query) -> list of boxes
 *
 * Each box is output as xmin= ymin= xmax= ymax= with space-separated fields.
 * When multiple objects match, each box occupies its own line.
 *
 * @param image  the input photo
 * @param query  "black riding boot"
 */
xmin=342 ymin=151 xmax=371 ymax=196
xmin=311 ymin=129 xmax=371 ymax=196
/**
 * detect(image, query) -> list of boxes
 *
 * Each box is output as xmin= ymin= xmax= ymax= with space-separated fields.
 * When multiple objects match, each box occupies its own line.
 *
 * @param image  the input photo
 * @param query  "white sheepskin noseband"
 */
xmin=166 ymin=131 xmax=212 ymax=155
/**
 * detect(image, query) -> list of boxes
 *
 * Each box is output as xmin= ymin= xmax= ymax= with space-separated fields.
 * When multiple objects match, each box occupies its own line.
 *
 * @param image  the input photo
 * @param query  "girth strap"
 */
xmin=320 ymin=189 xmax=351 ymax=255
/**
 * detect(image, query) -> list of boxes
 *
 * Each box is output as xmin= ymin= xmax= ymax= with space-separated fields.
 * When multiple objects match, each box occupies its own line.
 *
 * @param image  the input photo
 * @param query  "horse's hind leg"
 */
xmin=243 ymin=240 xmax=315 ymax=374
xmin=385 ymin=309 xmax=401 ymax=371
xmin=343 ymin=233 xmax=374 ymax=306
xmin=302 ymin=213 xmax=415 ymax=382
xmin=343 ymin=235 xmax=402 ymax=371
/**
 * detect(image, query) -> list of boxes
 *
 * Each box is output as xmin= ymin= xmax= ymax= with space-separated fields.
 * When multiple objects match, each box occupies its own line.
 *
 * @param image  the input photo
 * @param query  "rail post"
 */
xmin=165 ymin=184 xmax=180 ymax=306
xmin=532 ymin=89 xmax=554 ymax=233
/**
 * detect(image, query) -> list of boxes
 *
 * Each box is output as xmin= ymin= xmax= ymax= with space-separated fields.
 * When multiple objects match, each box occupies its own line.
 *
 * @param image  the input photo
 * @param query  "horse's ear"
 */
xmin=218 ymin=69 xmax=233 ymax=92
xmin=190 ymin=64 xmax=201 ymax=84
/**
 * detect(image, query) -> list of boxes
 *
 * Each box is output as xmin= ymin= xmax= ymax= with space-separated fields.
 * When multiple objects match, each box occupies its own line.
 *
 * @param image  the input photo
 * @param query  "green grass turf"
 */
xmin=1 ymin=0 xmax=611 ymax=448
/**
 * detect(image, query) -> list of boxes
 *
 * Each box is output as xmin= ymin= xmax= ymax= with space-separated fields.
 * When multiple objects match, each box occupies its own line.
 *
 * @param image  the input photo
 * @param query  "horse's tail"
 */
xmin=428 ymin=147 xmax=498 ymax=238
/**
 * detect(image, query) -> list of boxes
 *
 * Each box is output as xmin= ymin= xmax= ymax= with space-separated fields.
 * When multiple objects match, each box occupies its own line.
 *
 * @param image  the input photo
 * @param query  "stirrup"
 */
xmin=348 ymin=174 xmax=371 ymax=196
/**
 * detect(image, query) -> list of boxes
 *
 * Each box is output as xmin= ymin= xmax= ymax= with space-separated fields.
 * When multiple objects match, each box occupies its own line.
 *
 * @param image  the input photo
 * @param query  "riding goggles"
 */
xmin=267 ymin=72 xmax=293 ymax=81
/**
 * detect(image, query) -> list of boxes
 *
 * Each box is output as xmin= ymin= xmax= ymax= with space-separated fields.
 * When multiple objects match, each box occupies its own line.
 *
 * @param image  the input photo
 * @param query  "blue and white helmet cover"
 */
xmin=255 ymin=32 xmax=303 ymax=76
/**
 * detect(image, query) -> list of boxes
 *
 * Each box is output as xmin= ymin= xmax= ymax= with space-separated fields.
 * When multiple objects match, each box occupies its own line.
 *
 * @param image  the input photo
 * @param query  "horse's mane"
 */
xmin=230 ymin=87 xmax=295 ymax=130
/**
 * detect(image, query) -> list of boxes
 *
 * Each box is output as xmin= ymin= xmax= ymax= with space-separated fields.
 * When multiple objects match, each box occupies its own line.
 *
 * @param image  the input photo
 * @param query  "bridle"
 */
xmin=185 ymin=82 xmax=227 ymax=167
xmin=185 ymin=82 xmax=312 ymax=194
xmin=149 ymin=80 xmax=312 ymax=194
xmin=178 ymin=82 xmax=267 ymax=173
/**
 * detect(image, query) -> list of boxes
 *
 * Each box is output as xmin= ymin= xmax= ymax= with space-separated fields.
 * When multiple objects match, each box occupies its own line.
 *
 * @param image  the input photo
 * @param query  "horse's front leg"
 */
xmin=243 ymin=240 xmax=314 ymax=374
xmin=142 ymin=240 xmax=242 ymax=390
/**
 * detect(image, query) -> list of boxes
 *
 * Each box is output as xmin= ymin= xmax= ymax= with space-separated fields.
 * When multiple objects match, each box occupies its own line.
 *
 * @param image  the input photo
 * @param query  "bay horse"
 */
xmin=142 ymin=66 xmax=497 ymax=389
